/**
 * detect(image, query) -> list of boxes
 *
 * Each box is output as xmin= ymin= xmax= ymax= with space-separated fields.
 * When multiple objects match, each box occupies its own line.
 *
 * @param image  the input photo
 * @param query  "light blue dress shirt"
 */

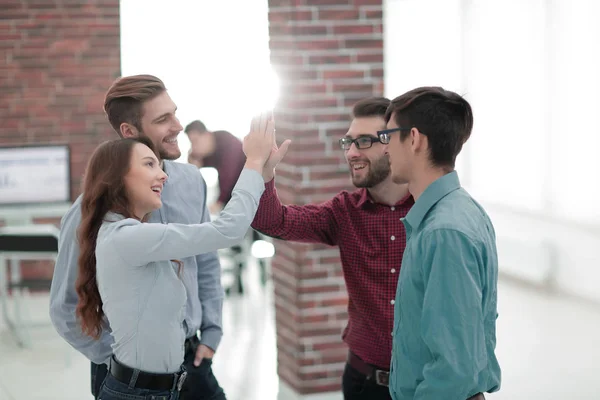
xmin=94 ymin=168 xmax=264 ymax=372
xmin=390 ymin=171 xmax=501 ymax=400
xmin=49 ymin=161 xmax=235 ymax=365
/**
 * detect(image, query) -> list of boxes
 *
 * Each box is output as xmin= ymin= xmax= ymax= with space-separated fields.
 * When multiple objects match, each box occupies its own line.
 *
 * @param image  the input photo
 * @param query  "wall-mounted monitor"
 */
xmin=0 ymin=144 xmax=71 ymax=206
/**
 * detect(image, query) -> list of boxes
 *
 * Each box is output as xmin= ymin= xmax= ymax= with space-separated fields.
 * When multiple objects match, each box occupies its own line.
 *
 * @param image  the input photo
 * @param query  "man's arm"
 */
xmin=215 ymin=158 xmax=242 ymax=207
xmin=251 ymin=178 xmax=340 ymax=246
xmin=414 ymin=229 xmax=488 ymax=399
xmin=49 ymin=197 xmax=114 ymax=365
xmin=214 ymin=132 xmax=245 ymax=206
xmin=194 ymin=171 xmax=224 ymax=353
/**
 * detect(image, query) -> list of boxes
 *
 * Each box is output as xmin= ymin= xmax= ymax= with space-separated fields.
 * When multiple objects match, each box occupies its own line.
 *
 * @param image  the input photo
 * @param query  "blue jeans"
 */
xmin=97 ymin=374 xmax=179 ymax=400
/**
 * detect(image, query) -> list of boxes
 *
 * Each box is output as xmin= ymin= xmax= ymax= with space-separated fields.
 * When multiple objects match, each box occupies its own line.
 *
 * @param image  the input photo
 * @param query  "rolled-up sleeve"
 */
xmin=415 ymin=229 xmax=487 ymax=400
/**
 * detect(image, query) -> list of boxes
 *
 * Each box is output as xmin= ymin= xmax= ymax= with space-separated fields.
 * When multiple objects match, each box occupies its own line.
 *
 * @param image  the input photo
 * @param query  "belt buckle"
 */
xmin=374 ymin=370 xmax=389 ymax=387
xmin=176 ymin=371 xmax=188 ymax=391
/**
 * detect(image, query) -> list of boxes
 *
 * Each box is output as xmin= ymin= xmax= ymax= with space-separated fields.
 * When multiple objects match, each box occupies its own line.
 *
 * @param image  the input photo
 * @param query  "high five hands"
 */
xmin=243 ymin=111 xmax=291 ymax=182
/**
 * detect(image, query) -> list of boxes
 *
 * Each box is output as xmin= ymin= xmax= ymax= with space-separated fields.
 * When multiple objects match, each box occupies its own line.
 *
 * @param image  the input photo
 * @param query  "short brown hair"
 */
xmin=352 ymin=97 xmax=391 ymax=119
xmin=184 ymin=120 xmax=208 ymax=135
xmin=103 ymin=74 xmax=167 ymax=135
xmin=385 ymin=87 xmax=473 ymax=168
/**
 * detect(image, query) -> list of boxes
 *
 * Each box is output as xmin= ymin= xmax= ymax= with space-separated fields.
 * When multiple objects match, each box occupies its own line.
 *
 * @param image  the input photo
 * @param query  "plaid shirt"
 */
xmin=252 ymin=179 xmax=413 ymax=369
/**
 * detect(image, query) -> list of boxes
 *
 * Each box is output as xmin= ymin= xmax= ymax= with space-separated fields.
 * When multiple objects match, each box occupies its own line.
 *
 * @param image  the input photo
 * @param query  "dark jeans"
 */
xmin=92 ymin=362 xmax=108 ymax=398
xmin=91 ymin=338 xmax=226 ymax=400
xmin=342 ymin=363 xmax=391 ymax=400
xmin=97 ymin=373 xmax=179 ymax=400
xmin=179 ymin=337 xmax=226 ymax=400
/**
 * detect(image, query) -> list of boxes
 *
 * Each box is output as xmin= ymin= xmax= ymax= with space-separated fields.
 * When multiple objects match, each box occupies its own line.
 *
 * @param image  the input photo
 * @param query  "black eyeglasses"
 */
xmin=377 ymin=127 xmax=412 ymax=144
xmin=339 ymin=136 xmax=385 ymax=150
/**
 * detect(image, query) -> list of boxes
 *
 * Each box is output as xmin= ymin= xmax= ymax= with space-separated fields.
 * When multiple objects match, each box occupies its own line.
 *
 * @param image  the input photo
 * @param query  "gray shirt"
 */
xmin=95 ymin=168 xmax=264 ymax=372
xmin=49 ymin=161 xmax=252 ymax=365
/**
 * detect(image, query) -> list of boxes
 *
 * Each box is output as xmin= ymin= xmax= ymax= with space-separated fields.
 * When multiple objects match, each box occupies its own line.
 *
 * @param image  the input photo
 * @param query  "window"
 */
xmin=120 ymin=0 xmax=278 ymax=162
xmin=385 ymin=0 xmax=600 ymax=224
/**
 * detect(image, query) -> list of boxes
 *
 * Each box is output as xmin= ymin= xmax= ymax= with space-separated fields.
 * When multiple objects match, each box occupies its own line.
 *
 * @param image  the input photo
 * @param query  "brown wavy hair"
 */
xmin=75 ymin=136 xmax=158 ymax=339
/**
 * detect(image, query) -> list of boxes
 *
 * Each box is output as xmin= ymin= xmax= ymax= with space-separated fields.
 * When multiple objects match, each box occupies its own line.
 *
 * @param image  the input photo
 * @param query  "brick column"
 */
xmin=267 ymin=0 xmax=384 ymax=396
xmin=0 ymin=0 xmax=121 ymax=279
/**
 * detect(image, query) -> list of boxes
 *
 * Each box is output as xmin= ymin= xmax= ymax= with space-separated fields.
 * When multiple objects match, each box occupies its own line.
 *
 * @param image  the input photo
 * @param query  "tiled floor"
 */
xmin=1 ymin=266 xmax=599 ymax=399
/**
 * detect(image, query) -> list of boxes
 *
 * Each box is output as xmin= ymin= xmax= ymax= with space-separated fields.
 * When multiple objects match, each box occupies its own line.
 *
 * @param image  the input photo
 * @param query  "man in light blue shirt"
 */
xmin=49 ymin=74 xmax=227 ymax=400
xmin=378 ymin=87 xmax=501 ymax=400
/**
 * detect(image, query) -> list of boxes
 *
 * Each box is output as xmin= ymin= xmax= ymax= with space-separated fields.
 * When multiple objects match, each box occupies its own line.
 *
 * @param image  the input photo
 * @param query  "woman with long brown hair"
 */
xmin=75 ymin=114 xmax=274 ymax=400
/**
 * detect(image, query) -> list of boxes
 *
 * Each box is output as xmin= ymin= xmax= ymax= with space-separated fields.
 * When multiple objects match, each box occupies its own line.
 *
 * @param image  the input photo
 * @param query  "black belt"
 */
xmin=347 ymin=351 xmax=390 ymax=387
xmin=109 ymin=356 xmax=187 ymax=392
xmin=347 ymin=351 xmax=484 ymax=399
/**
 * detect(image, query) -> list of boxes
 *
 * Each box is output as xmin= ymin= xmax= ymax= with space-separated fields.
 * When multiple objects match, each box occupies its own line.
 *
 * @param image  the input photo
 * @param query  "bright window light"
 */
xmin=119 ymin=0 xmax=279 ymax=163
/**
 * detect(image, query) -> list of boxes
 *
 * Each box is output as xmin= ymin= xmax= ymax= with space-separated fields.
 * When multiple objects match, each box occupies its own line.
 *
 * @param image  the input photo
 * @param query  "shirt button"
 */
xmin=391 ymin=331 xmax=393 ymax=336
xmin=391 ymin=268 xmax=396 ymax=273
xmin=390 ymin=299 xmax=395 ymax=305
xmin=391 ymin=235 xmax=396 ymax=241
xmin=391 ymin=206 xmax=395 ymax=211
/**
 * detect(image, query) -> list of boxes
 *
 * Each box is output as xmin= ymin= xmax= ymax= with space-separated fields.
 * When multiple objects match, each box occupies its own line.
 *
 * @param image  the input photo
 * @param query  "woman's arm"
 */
xmin=109 ymin=169 xmax=264 ymax=266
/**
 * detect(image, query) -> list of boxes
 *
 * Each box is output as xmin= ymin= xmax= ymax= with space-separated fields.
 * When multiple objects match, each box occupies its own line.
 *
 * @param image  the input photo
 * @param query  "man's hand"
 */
xmin=193 ymin=344 xmax=215 ymax=367
xmin=263 ymin=134 xmax=291 ymax=182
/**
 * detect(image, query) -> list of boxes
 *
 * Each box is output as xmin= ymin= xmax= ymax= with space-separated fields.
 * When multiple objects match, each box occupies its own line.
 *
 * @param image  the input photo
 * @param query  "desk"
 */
xmin=0 ymin=224 xmax=60 ymax=347
xmin=0 ymin=203 xmax=71 ymax=225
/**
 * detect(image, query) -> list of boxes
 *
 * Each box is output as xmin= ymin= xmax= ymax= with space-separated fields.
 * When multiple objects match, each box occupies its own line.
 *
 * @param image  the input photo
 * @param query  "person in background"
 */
xmin=186 ymin=119 xmax=270 ymax=294
xmin=185 ymin=121 xmax=246 ymax=215
xmin=381 ymin=86 xmax=501 ymax=400
xmin=252 ymin=97 xmax=413 ymax=400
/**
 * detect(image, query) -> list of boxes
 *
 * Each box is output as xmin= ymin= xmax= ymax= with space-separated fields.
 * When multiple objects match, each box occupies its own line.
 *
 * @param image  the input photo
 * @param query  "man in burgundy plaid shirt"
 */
xmin=252 ymin=97 xmax=413 ymax=400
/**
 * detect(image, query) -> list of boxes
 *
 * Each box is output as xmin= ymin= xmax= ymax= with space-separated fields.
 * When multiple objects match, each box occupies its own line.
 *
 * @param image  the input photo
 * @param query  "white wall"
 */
xmin=384 ymin=0 xmax=600 ymax=302
xmin=120 ymin=0 xmax=278 ymax=163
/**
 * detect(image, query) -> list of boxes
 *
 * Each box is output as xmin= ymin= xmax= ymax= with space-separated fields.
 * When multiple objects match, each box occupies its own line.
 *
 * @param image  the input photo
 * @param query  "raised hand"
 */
xmin=263 ymin=127 xmax=291 ymax=182
xmin=242 ymin=111 xmax=275 ymax=174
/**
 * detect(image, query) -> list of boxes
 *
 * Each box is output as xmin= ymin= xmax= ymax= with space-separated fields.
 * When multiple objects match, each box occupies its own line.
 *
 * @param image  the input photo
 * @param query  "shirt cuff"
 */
xmin=265 ymin=177 xmax=275 ymax=189
xmin=199 ymin=328 xmax=223 ymax=352
xmin=233 ymin=168 xmax=266 ymax=203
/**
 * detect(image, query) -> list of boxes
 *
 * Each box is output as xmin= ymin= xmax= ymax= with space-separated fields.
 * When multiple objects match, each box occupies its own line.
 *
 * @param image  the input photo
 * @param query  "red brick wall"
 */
xmin=0 ymin=0 xmax=121 ymax=280
xmin=0 ymin=0 xmax=121 ymax=199
xmin=268 ymin=0 xmax=384 ymax=394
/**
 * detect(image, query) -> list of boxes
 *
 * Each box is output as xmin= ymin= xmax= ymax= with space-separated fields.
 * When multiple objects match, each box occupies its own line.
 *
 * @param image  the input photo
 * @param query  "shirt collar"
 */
xmin=104 ymin=211 xmax=126 ymax=222
xmin=161 ymin=160 xmax=171 ymax=186
xmin=356 ymin=188 xmax=415 ymax=209
xmin=404 ymin=171 xmax=461 ymax=231
xmin=356 ymin=188 xmax=370 ymax=208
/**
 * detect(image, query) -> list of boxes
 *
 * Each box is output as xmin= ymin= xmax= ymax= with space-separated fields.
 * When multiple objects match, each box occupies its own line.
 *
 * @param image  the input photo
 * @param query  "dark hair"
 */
xmin=75 ymin=137 xmax=158 ymax=339
xmin=385 ymin=87 xmax=473 ymax=168
xmin=184 ymin=120 xmax=208 ymax=135
xmin=352 ymin=97 xmax=391 ymax=119
xmin=104 ymin=75 xmax=167 ymax=135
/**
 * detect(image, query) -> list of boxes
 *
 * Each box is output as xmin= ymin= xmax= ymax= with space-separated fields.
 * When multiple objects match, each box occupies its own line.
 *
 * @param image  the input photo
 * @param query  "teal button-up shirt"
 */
xmin=390 ymin=171 xmax=501 ymax=400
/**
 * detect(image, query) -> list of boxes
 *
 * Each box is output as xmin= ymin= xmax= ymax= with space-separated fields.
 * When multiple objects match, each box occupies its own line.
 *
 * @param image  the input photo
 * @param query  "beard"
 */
xmin=351 ymin=154 xmax=391 ymax=188
xmin=156 ymin=144 xmax=180 ymax=161
xmin=139 ymin=133 xmax=181 ymax=161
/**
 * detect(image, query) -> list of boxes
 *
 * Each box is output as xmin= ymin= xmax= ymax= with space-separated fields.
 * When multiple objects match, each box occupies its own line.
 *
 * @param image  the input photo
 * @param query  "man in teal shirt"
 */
xmin=378 ymin=87 xmax=501 ymax=400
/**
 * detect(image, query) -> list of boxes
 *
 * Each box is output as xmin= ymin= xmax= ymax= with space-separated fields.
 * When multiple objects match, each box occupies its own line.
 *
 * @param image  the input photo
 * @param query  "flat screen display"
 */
xmin=0 ymin=144 xmax=71 ymax=205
